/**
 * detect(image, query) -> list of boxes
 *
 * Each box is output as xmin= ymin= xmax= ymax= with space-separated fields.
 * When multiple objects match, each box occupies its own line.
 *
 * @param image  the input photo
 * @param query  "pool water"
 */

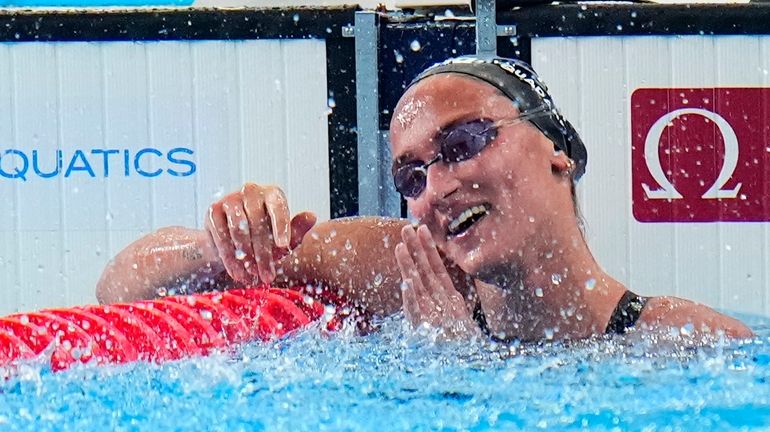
xmin=1 ymin=314 xmax=769 ymax=431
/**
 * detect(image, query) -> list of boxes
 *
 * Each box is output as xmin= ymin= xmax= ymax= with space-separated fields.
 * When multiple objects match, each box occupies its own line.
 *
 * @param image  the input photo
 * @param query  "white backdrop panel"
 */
xmin=533 ymin=35 xmax=770 ymax=315
xmin=0 ymin=39 xmax=330 ymax=315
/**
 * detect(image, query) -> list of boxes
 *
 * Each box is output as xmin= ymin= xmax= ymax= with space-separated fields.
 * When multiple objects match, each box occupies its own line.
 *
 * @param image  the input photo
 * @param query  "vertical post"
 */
xmin=354 ymin=11 xmax=380 ymax=216
xmin=354 ymin=11 xmax=400 ymax=217
xmin=475 ymin=0 xmax=497 ymax=57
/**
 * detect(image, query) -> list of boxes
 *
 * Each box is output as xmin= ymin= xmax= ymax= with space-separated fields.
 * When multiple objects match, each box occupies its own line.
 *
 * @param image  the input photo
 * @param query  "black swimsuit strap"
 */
xmin=473 ymin=300 xmax=492 ymax=337
xmin=605 ymin=290 xmax=649 ymax=335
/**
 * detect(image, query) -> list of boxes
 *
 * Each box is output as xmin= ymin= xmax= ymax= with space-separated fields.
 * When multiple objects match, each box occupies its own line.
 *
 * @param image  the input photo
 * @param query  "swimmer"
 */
xmin=96 ymin=56 xmax=753 ymax=342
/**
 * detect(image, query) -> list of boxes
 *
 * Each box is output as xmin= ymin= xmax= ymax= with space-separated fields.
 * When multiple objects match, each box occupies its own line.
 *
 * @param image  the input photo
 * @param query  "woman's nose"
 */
xmin=422 ymin=162 xmax=461 ymax=204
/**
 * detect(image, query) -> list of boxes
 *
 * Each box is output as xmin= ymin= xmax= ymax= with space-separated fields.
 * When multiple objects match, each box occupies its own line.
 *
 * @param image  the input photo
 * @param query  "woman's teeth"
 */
xmin=448 ymin=205 xmax=489 ymax=236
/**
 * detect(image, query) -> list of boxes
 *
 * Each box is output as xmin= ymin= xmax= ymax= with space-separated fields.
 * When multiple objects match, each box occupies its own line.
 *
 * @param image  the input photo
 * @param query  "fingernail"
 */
xmin=277 ymin=232 xmax=289 ymax=248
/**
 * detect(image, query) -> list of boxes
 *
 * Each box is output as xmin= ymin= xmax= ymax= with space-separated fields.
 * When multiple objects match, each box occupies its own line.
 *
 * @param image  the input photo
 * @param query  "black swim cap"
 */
xmin=409 ymin=56 xmax=588 ymax=180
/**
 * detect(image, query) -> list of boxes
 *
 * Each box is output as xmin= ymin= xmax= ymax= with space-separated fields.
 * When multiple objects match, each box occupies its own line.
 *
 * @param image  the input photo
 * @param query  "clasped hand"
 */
xmin=395 ymin=225 xmax=481 ymax=340
xmin=204 ymin=183 xmax=316 ymax=285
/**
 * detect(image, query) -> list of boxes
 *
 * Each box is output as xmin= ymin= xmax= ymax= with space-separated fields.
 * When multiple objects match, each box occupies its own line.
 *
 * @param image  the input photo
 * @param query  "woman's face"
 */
xmin=390 ymin=74 xmax=571 ymax=276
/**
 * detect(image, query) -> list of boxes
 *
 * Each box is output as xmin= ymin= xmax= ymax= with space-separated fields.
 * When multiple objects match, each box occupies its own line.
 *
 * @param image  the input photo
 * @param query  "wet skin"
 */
xmin=389 ymin=74 xmax=578 ymax=280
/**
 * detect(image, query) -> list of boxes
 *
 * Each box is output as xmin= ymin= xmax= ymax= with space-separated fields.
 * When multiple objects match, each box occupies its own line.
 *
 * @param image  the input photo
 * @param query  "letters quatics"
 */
xmin=0 ymin=147 xmax=196 ymax=181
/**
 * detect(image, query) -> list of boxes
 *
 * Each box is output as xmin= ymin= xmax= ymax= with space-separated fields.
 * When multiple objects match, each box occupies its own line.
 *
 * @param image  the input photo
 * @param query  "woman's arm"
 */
xmin=96 ymin=215 xmax=412 ymax=318
xmin=639 ymin=296 xmax=754 ymax=339
xmin=275 ymin=217 xmax=409 ymax=317
xmin=96 ymin=226 xmax=225 ymax=303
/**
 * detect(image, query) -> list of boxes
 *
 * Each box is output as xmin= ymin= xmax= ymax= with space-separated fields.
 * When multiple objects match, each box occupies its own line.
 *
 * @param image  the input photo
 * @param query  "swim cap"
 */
xmin=409 ymin=56 xmax=588 ymax=180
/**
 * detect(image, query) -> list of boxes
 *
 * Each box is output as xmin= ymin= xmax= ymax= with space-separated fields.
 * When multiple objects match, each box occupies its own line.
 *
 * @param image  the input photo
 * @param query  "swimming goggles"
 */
xmin=392 ymin=105 xmax=553 ymax=198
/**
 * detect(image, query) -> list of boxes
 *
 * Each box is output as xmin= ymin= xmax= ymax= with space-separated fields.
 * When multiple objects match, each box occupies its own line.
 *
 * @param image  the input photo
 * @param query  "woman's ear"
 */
xmin=550 ymin=150 xmax=575 ymax=177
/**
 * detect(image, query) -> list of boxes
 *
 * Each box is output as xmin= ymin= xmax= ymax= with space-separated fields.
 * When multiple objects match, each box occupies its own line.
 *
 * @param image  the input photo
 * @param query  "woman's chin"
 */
xmin=451 ymin=247 xmax=495 ymax=279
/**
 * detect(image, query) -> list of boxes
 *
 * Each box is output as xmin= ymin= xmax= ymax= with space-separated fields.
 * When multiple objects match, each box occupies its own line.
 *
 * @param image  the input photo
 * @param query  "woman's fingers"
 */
xmin=263 ymin=187 xmax=291 ymax=249
xmin=416 ymin=225 xmax=468 ymax=312
xmin=206 ymin=183 xmax=314 ymax=286
xmin=289 ymin=211 xmax=317 ymax=250
xmin=400 ymin=278 xmax=423 ymax=324
xmin=401 ymin=225 xmax=451 ymax=307
xmin=416 ymin=225 xmax=455 ymax=291
xmin=241 ymin=187 xmax=270 ymax=283
xmin=395 ymin=242 xmax=434 ymax=321
xmin=397 ymin=224 xmax=481 ymax=339
xmin=206 ymin=203 xmax=251 ymax=283
xmin=222 ymin=198 xmax=258 ymax=278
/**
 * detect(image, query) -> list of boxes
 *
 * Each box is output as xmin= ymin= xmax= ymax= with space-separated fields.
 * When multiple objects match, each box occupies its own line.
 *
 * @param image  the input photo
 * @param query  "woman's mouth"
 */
xmin=447 ymin=204 xmax=490 ymax=237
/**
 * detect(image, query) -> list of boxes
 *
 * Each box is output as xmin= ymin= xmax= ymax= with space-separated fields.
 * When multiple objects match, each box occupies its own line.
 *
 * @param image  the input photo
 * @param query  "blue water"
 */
xmin=1 ymin=314 xmax=770 ymax=431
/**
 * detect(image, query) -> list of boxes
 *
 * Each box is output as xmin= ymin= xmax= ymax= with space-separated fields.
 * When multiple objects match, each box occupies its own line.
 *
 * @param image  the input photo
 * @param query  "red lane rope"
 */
xmin=0 ymin=285 xmax=335 ymax=372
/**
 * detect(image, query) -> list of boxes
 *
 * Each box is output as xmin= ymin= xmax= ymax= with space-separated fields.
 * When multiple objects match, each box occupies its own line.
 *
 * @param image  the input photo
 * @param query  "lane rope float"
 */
xmin=0 ymin=285 xmax=341 ymax=372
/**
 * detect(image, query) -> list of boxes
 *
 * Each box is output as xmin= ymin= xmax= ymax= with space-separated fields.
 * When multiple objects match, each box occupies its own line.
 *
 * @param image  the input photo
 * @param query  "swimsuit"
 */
xmin=473 ymin=290 xmax=649 ymax=340
xmin=604 ymin=290 xmax=649 ymax=335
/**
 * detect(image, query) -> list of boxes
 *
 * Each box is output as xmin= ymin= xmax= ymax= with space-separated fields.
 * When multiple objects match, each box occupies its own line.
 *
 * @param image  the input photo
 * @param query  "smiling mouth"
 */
xmin=447 ymin=204 xmax=490 ymax=237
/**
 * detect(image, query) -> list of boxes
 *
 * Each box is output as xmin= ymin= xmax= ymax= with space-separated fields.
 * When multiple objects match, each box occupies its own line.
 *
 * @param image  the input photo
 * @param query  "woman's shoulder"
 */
xmin=638 ymin=295 xmax=754 ymax=339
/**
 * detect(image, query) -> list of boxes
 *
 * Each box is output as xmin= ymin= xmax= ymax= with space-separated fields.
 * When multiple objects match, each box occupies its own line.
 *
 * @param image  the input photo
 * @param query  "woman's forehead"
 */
xmin=394 ymin=75 xmax=517 ymax=127
xmin=390 ymin=75 xmax=516 ymax=154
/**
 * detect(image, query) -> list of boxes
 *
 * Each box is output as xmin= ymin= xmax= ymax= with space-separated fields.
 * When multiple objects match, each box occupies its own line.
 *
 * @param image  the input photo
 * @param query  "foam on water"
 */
xmin=1 ymin=315 xmax=770 ymax=431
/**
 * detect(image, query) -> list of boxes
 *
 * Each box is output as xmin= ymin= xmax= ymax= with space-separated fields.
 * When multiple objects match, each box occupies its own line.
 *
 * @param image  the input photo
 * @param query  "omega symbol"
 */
xmin=642 ymin=108 xmax=742 ymax=200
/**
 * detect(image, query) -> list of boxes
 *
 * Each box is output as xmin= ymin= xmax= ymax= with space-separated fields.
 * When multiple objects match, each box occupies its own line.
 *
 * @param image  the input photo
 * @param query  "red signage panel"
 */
xmin=631 ymin=88 xmax=770 ymax=222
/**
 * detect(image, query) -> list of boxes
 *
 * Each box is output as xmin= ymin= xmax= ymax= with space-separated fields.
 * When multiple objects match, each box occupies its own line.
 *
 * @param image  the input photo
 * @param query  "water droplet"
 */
xmin=344 ymin=239 xmax=352 ymax=250
xmin=535 ymin=287 xmax=543 ymax=297
xmin=373 ymin=273 xmax=383 ymax=287
xmin=551 ymin=273 xmax=562 ymax=285
xmin=37 ymin=265 xmax=44 ymax=273
xmin=410 ymin=40 xmax=421 ymax=52
xmin=444 ymin=9 xmax=455 ymax=18
xmin=725 ymin=244 xmax=732 ymax=251
xmin=80 ymin=321 xmax=90 ymax=330
xmin=199 ymin=310 xmax=213 ymax=321
xmin=324 ymin=304 xmax=337 ymax=315
xmin=327 ymin=97 xmax=336 ymax=108
xmin=311 ymin=232 xmax=320 ymax=240
xmin=680 ymin=323 xmax=694 ymax=336
xmin=394 ymin=50 xmax=404 ymax=63
xmin=544 ymin=328 xmax=555 ymax=340
xmin=528 ymin=216 xmax=535 ymax=223
xmin=292 ymin=14 xmax=299 ymax=23
xmin=585 ymin=278 xmax=596 ymax=291
xmin=472 ymin=183 xmax=479 ymax=189
xmin=234 ymin=249 xmax=246 ymax=260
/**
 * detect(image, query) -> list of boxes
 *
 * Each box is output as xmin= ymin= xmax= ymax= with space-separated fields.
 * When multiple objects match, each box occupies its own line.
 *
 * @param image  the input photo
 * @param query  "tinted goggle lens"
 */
xmin=393 ymin=162 xmax=427 ymax=198
xmin=393 ymin=119 xmax=497 ymax=198
xmin=440 ymin=119 xmax=497 ymax=162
